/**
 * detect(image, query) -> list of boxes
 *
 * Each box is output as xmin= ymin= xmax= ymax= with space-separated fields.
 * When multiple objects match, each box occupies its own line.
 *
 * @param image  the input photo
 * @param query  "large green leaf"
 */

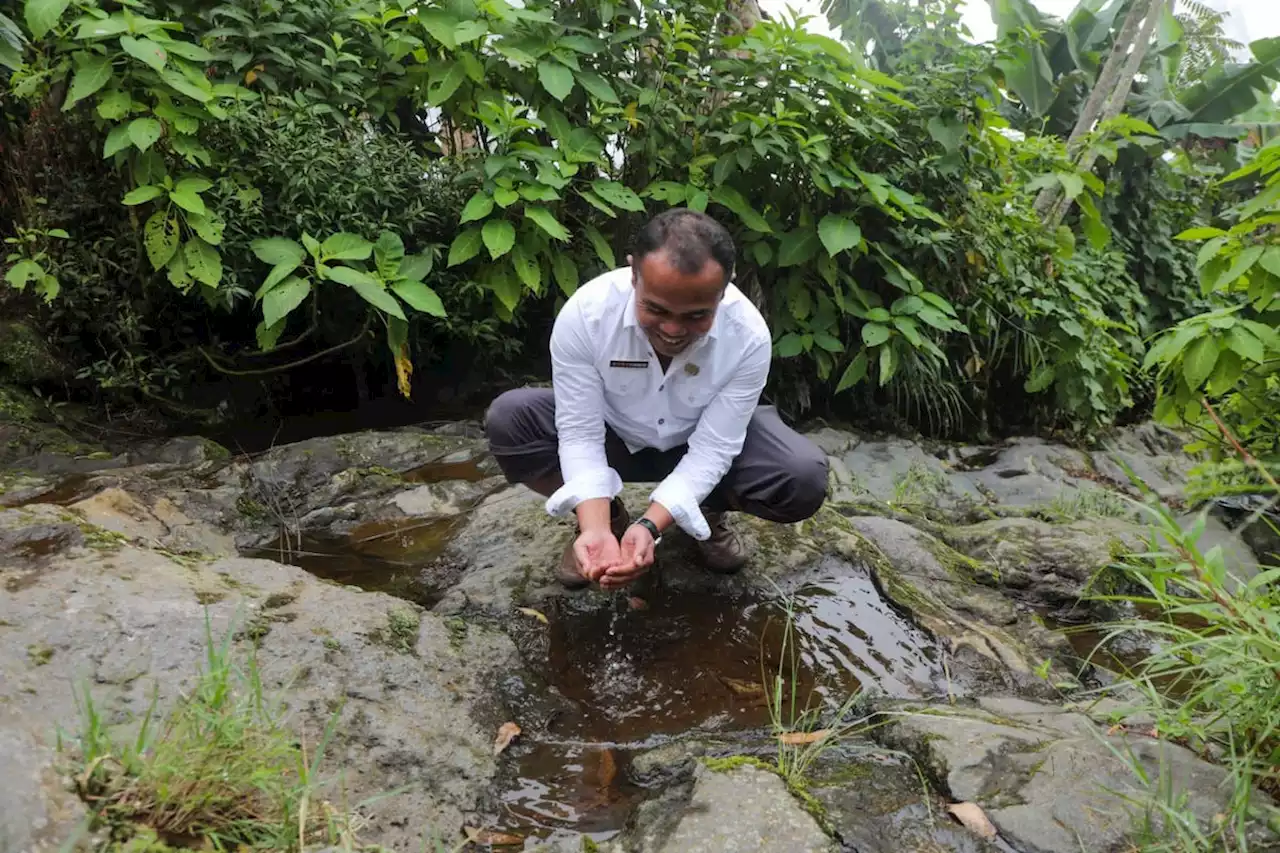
xmin=552 ymin=253 xmax=579 ymax=296
xmin=510 ymin=242 xmax=541 ymax=291
xmin=525 ymin=206 xmax=571 ymax=241
xmin=710 ymin=186 xmax=771 ymax=233
xmin=321 ymin=233 xmax=373 ymax=261
xmin=251 ymin=238 xmax=305 ymax=266
xmin=776 ymin=227 xmax=821 ymax=267
xmin=995 ymin=43 xmax=1056 ymax=118
xmin=818 ymin=214 xmax=862 ymax=256
xmin=25 ymin=0 xmax=72 ymax=39
xmin=63 ymin=53 xmax=112 ymax=111
xmin=122 ymin=185 xmax=164 ymax=206
xmin=537 ymin=60 xmax=575 ymax=101
xmin=590 ymin=180 xmax=645 ymax=212
xmin=329 ymin=267 xmax=406 ymax=319
xmin=586 ymin=225 xmax=615 ymax=268
xmin=577 ymin=71 xmax=619 ymax=103
xmin=127 ymin=118 xmax=163 ymax=152
xmin=119 ymin=35 xmax=167 ymax=71
xmin=1182 ymin=334 xmax=1219 ymax=389
xmin=835 ymin=351 xmax=868 ymax=393
xmin=1175 ymin=37 xmax=1280 ymax=126
xmin=460 ymin=192 xmax=494 ymax=223
xmin=169 ymin=186 xmax=207 ymax=216
xmin=448 ymin=228 xmax=484 ymax=267
xmin=144 ymin=211 xmax=179 ymax=270
xmin=262 ymin=276 xmax=311 ymax=328
xmin=374 ymin=232 xmax=405 ymax=280
xmin=391 ymin=280 xmax=447 ymax=317
xmin=184 ymin=237 xmax=222 ymax=287
xmin=482 ymin=219 xmax=517 ymax=259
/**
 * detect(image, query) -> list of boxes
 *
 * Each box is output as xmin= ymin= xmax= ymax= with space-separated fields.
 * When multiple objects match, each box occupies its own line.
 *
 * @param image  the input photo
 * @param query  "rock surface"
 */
xmin=1 ymin=418 xmax=1273 ymax=853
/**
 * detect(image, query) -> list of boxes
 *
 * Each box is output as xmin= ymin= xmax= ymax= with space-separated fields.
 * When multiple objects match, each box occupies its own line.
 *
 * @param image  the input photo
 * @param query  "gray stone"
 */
xmin=0 ymin=505 xmax=84 ymax=565
xmin=624 ymin=763 xmax=833 ymax=853
xmin=879 ymin=698 xmax=1259 ymax=853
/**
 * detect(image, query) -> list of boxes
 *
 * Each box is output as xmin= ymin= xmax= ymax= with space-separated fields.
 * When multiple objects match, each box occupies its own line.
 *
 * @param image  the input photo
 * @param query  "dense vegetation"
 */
xmin=2 ymin=0 xmax=1274 ymax=453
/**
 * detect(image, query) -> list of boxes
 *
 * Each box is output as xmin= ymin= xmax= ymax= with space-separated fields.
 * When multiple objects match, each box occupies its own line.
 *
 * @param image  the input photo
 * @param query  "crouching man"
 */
xmin=484 ymin=209 xmax=828 ymax=590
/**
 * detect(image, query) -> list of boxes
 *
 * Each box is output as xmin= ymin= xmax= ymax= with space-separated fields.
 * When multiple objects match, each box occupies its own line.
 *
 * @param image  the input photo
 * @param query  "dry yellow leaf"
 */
xmin=947 ymin=801 xmax=997 ymax=840
xmin=720 ymin=676 xmax=765 ymax=698
xmin=463 ymin=826 xmax=524 ymax=846
xmin=493 ymin=721 xmax=521 ymax=755
xmin=516 ymin=606 xmax=548 ymax=624
xmin=394 ymin=342 xmax=412 ymax=400
xmin=778 ymin=729 xmax=831 ymax=746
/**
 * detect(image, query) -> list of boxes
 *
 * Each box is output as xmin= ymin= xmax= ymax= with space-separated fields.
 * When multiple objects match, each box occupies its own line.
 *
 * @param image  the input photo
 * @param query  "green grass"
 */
xmin=1088 ymin=459 xmax=1280 ymax=851
xmin=63 ymin=612 xmax=383 ymax=852
xmin=1041 ymin=485 xmax=1131 ymax=521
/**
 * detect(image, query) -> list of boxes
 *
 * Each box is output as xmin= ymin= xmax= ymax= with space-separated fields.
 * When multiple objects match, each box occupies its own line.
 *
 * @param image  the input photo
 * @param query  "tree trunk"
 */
xmin=1033 ymin=0 xmax=1155 ymax=219
xmin=1047 ymin=0 xmax=1168 ymax=227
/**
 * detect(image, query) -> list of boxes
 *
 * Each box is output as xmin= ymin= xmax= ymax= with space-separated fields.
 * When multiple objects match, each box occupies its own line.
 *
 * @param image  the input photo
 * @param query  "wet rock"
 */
xmin=878 ymin=697 xmax=1259 ymax=853
xmin=70 ymin=487 xmax=236 ymax=557
xmin=0 ymin=544 xmax=520 ymax=853
xmin=621 ymin=763 xmax=834 ymax=852
xmin=0 ymin=505 xmax=84 ymax=566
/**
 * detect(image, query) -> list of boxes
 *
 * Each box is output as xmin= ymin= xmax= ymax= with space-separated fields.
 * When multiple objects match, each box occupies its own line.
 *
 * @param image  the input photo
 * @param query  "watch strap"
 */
xmin=633 ymin=517 xmax=662 ymax=543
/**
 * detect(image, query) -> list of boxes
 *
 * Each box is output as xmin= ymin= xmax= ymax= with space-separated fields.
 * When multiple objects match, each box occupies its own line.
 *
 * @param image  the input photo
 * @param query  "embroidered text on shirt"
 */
xmin=609 ymin=359 xmax=650 ymax=369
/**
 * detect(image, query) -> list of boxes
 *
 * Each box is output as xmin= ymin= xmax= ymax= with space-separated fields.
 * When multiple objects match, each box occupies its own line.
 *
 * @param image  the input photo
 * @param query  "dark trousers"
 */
xmin=484 ymin=387 xmax=829 ymax=523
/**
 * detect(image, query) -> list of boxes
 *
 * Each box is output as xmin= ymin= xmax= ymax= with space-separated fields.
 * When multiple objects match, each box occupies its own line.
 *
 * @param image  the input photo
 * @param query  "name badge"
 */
xmin=609 ymin=359 xmax=649 ymax=369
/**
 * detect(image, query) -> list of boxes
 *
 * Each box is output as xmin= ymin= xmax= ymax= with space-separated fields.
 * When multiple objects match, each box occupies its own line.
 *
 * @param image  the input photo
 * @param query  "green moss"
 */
xmin=195 ymin=590 xmax=226 ymax=605
xmin=198 ymin=438 xmax=232 ymax=463
xmin=369 ymin=607 xmax=420 ymax=655
xmin=581 ymin=838 xmax=600 ymax=853
xmin=235 ymin=495 xmax=270 ymax=522
xmin=700 ymin=754 xmax=774 ymax=774
xmin=323 ymin=637 xmax=341 ymax=651
xmin=445 ymin=616 xmax=468 ymax=651
xmin=786 ymin=776 xmax=831 ymax=829
xmin=356 ymin=465 xmax=402 ymax=480
xmin=78 ymin=523 xmax=129 ymax=551
xmin=27 ymin=642 xmax=54 ymax=666
xmin=263 ymin=591 xmax=296 ymax=609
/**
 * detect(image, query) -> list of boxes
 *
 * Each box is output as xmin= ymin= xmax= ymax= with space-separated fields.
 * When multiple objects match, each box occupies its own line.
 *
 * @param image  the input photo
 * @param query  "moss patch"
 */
xmin=370 ymin=607 xmax=421 ymax=655
xmin=27 ymin=642 xmax=54 ymax=666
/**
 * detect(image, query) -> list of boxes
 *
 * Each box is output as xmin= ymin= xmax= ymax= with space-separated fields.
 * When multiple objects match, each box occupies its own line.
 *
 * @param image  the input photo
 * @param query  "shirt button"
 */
xmin=658 ymin=418 xmax=665 ymax=425
xmin=659 ymin=384 xmax=665 ymax=391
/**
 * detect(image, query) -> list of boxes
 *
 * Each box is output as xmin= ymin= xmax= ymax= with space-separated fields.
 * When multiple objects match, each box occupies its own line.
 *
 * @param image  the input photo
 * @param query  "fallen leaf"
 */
xmin=628 ymin=596 xmax=648 ymax=610
xmin=463 ymin=826 xmax=524 ymax=846
xmin=516 ymin=606 xmax=548 ymax=624
xmin=493 ymin=721 xmax=521 ymax=755
xmin=592 ymin=746 xmax=617 ymax=789
xmin=720 ymin=676 xmax=765 ymax=698
xmin=947 ymin=801 xmax=997 ymax=840
xmin=1106 ymin=724 xmax=1125 ymax=736
xmin=778 ymin=729 xmax=831 ymax=746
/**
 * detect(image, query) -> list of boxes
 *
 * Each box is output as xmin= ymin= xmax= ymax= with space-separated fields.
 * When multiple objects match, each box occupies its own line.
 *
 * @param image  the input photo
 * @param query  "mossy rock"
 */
xmin=0 ymin=322 xmax=64 ymax=384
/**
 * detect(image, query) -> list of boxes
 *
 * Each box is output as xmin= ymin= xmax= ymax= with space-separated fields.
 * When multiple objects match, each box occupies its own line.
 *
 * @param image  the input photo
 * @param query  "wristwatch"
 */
xmin=632 ymin=517 xmax=662 ymax=544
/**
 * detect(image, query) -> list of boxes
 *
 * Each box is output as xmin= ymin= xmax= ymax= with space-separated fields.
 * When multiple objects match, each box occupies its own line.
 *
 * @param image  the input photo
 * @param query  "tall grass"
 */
xmin=1091 ymin=407 xmax=1280 ymax=851
xmin=65 ymin=612 xmax=376 ymax=852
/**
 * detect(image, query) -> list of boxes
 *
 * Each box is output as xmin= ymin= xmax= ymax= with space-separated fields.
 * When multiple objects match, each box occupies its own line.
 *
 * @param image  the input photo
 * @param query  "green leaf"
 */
xmin=552 ymin=253 xmax=579 ymax=296
xmin=453 ymin=20 xmax=487 ymax=43
xmin=255 ymin=260 xmax=300 ymax=301
xmin=1182 ymin=334 xmax=1220 ymax=390
xmin=1024 ymin=365 xmax=1056 ymax=393
xmin=76 ymin=15 xmax=129 ymax=39
xmin=813 ymin=333 xmax=844 ymax=353
xmin=590 ymin=180 xmax=645 ymax=212
xmin=710 ymin=186 xmax=770 ymax=233
xmin=64 ymin=53 xmax=113 ymax=111
xmin=1258 ymin=246 xmax=1280 ymax=279
xmin=489 ymin=266 xmax=522 ymax=312
xmin=495 ymin=187 xmax=521 ymax=207
xmin=892 ymin=316 xmax=922 ymax=346
xmin=461 ymin=192 xmax=494 ymax=222
xmin=878 ymin=344 xmax=897 ymax=386
xmin=1226 ymin=326 xmax=1265 ymax=363
xmin=122 ymin=185 xmax=164 ymax=205
xmin=26 ymin=0 xmax=72 ymax=39
xmin=525 ymin=206 xmax=571 ymax=241
xmin=586 ymin=225 xmax=615 ymax=268
xmin=577 ymin=71 xmax=619 ymax=103
xmin=168 ymin=187 xmax=207 ymax=216
xmin=144 ymin=211 xmax=179 ymax=270
xmin=391 ymin=280 xmax=447 ymax=317
xmin=103 ymin=124 xmax=131 ymax=158
xmin=4 ymin=260 xmax=42 ymax=291
xmin=329 ymin=267 xmax=406 ymax=320
xmin=159 ymin=67 xmax=212 ymax=103
xmin=418 ymin=9 xmax=458 ymax=48
xmin=262 ymin=276 xmax=311 ymax=327
xmin=1175 ymin=226 xmax=1228 ymax=241
xmin=537 ymin=60 xmax=575 ymax=101
xmin=1196 ymin=236 xmax=1229 ymax=269
xmin=251 ymin=238 xmax=305 ymax=266
xmin=862 ymin=322 xmax=891 ymax=347
xmin=184 ymin=237 xmax=221 ymax=287
xmin=374 ymin=232 xmax=405 ymax=280
xmin=835 ymin=351 xmax=868 ymax=393
xmin=448 ymin=227 xmax=483 ymax=266
xmin=256 ymin=319 xmax=286 ymax=352
xmin=302 ymin=233 xmax=321 ymax=259
xmin=321 ymin=233 xmax=373 ymax=261
xmin=427 ymin=63 xmax=466 ymax=106
xmin=777 ymin=227 xmax=820 ymax=267
xmin=482 ymin=219 xmax=517 ymax=259
xmin=579 ymin=190 xmax=615 ymax=218
xmin=96 ymin=90 xmax=131 ymax=120
xmin=164 ymin=41 xmax=213 ymax=62
xmin=127 ymin=118 xmax=163 ymax=152
xmin=1055 ymin=172 xmax=1084 ymax=199
xmin=510 ymin=243 xmax=542 ymax=292
xmin=399 ymin=252 xmax=434 ymax=282
xmin=818 ymin=215 xmax=861 ymax=256
xmin=775 ymin=333 xmax=805 ymax=358
xmin=1213 ymin=245 xmax=1264 ymax=290
xmin=119 ymin=35 xmax=167 ymax=71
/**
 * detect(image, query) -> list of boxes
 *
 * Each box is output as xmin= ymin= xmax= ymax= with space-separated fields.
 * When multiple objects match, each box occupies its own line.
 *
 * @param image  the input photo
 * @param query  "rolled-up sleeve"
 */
xmin=545 ymin=298 xmax=622 ymax=517
xmin=651 ymin=338 xmax=770 ymax=540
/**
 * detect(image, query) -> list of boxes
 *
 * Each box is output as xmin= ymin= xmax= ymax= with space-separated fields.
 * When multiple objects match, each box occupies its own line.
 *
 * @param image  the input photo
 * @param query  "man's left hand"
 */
xmin=604 ymin=523 xmax=656 ymax=590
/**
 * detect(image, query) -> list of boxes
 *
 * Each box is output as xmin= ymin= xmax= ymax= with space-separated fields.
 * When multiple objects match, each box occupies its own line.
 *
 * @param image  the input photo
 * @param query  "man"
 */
xmin=485 ymin=209 xmax=829 ymax=590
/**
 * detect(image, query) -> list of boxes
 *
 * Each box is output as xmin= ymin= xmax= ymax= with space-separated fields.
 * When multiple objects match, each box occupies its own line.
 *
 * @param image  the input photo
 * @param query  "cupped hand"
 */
xmin=573 ymin=528 xmax=622 ymax=582
xmin=602 ymin=524 xmax=656 ymax=590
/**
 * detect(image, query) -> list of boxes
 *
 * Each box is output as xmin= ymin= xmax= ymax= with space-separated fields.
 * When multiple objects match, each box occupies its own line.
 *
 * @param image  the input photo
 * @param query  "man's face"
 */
xmin=631 ymin=249 xmax=725 ymax=358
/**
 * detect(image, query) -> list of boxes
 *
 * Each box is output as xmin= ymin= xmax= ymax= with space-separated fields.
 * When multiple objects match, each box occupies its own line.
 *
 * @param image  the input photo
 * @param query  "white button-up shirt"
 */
xmin=546 ymin=267 xmax=772 ymax=540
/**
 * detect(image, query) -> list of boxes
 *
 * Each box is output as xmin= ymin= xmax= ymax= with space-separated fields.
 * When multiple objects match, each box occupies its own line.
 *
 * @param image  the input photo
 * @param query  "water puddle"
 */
xmin=1 ymin=473 xmax=102 ymax=508
xmin=249 ymin=516 xmax=463 ymax=606
xmin=402 ymin=458 xmax=489 ymax=483
xmin=486 ymin=564 xmax=944 ymax=843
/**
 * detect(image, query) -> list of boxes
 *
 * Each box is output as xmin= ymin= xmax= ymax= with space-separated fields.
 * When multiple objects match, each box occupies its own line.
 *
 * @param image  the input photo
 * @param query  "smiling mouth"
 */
xmin=654 ymin=334 xmax=688 ymax=349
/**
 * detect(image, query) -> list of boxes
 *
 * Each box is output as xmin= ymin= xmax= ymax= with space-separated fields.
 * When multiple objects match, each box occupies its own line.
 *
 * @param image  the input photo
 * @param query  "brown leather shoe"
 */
xmin=557 ymin=498 xmax=630 ymax=588
xmin=695 ymin=511 xmax=746 ymax=574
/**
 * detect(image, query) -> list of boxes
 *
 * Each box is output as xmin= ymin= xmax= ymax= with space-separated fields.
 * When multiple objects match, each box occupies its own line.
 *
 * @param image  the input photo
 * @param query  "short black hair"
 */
xmin=632 ymin=209 xmax=735 ymax=284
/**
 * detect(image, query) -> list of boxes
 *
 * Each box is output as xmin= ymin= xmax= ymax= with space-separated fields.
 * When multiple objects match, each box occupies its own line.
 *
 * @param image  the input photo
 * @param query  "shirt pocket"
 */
xmin=602 ymin=365 xmax=648 ymax=399
xmin=668 ymin=374 xmax=718 ymax=420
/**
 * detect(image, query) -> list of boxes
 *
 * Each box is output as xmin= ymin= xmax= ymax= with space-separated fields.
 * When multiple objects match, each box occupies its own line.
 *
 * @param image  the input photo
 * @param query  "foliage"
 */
xmin=67 ymin=614 xmax=374 ymax=851
xmin=1146 ymin=136 xmax=1280 ymax=464
xmin=1095 ymin=478 xmax=1280 ymax=850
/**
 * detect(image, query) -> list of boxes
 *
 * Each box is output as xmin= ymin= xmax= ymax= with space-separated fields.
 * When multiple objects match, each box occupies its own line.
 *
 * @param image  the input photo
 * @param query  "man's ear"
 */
xmin=625 ymin=253 xmax=634 ymax=266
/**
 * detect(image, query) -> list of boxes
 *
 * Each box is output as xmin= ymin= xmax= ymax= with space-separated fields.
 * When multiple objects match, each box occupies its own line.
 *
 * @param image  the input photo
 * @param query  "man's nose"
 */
xmin=659 ymin=320 xmax=685 ymax=337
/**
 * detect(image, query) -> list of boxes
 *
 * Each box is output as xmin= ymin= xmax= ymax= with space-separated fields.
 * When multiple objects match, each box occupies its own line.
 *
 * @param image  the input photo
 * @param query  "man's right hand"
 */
xmin=574 ymin=528 xmax=622 ymax=582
